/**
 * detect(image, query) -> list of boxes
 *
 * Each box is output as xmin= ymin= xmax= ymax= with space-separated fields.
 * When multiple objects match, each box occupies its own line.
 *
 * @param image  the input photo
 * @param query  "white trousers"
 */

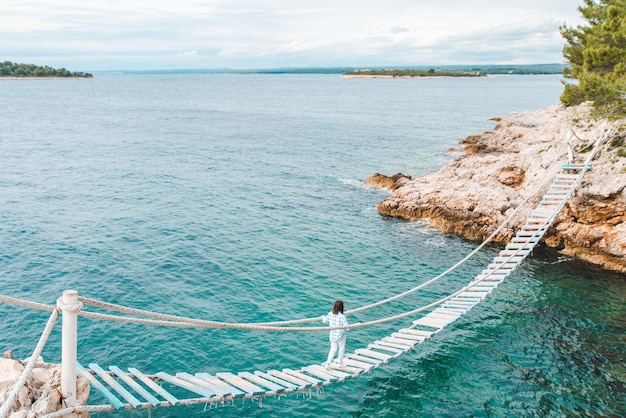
xmin=326 ymin=338 xmax=346 ymax=366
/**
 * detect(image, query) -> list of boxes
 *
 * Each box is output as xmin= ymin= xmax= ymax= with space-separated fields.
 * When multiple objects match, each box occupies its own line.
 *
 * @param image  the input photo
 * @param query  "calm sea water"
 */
xmin=0 ymin=74 xmax=624 ymax=417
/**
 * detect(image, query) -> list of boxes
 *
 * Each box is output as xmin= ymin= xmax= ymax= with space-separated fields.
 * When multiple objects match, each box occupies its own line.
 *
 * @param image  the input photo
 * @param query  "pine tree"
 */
xmin=561 ymin=0 xmax=626 ymax=117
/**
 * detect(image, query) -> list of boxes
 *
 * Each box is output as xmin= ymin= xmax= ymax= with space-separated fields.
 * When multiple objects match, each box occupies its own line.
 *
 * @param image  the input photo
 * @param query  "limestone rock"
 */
xmin=364 ymin=172 xmax=412 ymax=190
xmin=376 ymin=103 xmax=626 ymax=272
xmin=0 ymin=358 xmax=90 ymax=417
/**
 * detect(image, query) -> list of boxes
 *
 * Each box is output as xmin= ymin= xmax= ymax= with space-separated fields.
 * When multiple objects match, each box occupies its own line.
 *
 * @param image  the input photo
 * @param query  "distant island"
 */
xmin=109 ymin=64 xmax=566 ymax=75
xmin=343 ymin=68 xmax=484 ymax=78
xmin=0 ymin=61 xmax=93 ymax=78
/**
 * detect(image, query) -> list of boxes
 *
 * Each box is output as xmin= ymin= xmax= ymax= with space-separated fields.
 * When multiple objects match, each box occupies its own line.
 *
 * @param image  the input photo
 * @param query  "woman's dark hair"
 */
xmin=332 ymin=300 xmax=344 ymax=315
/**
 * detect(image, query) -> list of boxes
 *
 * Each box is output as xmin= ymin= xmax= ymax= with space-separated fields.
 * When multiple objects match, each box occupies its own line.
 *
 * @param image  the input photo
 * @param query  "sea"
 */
xmin=0 ymin=73 xmax=624 ymax=417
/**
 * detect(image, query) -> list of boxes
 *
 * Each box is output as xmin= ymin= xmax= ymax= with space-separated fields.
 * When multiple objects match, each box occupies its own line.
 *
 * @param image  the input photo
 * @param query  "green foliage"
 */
xmin=610 ymin=132 xmax=625 ymax=146
xmin=0 ymin=61 xmax=92 ymax=78
xmin=561 ymin=0 xmax=626 ymax=118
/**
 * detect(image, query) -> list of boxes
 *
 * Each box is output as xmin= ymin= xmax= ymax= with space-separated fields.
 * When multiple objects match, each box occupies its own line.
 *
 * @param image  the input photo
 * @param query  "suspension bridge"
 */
xmin=0 ymin=130 xmax=608 ymax=417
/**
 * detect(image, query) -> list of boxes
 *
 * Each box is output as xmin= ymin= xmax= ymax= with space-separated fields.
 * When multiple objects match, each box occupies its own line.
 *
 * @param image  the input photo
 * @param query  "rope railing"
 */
xmin=0 ymin=294 xmax=56 ymax=313
xmin=68 ymin=127 xmax=578 ymax=329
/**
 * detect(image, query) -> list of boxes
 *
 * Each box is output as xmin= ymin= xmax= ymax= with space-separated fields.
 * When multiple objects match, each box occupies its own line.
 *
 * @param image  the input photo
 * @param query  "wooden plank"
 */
xmin=216 ymin=372 xmax=266 ymax=396
xmin=472 ymin=280 xmax=501 ymax=287
xmin=485 ymin=262 xmax=517 ymax=270
xmin=355 ymin=349 xmax=392 ymax=361
xmin=109 ymin=366 xmax=161 ymax=407
xmin=347 ymin=354 xmax=382 ymax=366
xmin=301 ymin=365 xmax=339 ymax=382
xmin=434 ymin=306 xmax=468 ymax=314
xmin=253 ymin=371 xmax=299 ymax=391
xmin=493 ymin=256 xmax=523 ymax=263
xmin=452 ymin=299 xmax=482 ymax=305
xmin=506 ymin=243 xmax=535 ymax=250
xmin=77 ymin=363 xmax=125 ymax=410
xmin=178 ymin=372 xmax=233 ymax=398
xmin=426 ymin=314 xmax=457 ymax=323
xmin=443 ymin=303 xmax=475 ymax=310
xmin=374 ymin=339 xmax=411 ymax=351
xmin=448 ymin=297 xmax=479 ymax=304
xmin=282 ymin=369 xmax=323 ymax=386
xmin=487 ymin=262 xmax=517 ymax=268
xmin=521 ymin=223 xmax=548 ymax=230
xmin=239 ymin=371 xmax=287 ymax=393
xmin=89 ymin=363 xmax=143 ymax=408
xmin=343 ymin=358 xmax=373 ymax=371
xmin=413 ymin=317 xmax=447 ymax=328
xmin=399 ymin=328 xmax=434 ymax=337
xmin=499 ymin=250 xmax=530 ymax=257
xmin=423 ymin=313 xmax=456 ymax=323
xmin=459 ymin=291 xmax=489 ymax=298
xmin=382 ymin=336 xmax=419 ymax=347
xmin=267 ymin=369 xmax=313 ymax=388
xmin=312 ymin=364 xmax=354 ymax=379
xmin=471 ymin=280 xmax=501 ymax=288
xmin=443 ymin=299 xmax=475 ymax=306
xmin=390 ymin=332 xmax=424 ymax=343
xmin=369 ymin=343 xmax=405 ymax=354
xmin=456 ymin=294 xmax=486 ymax=301
xmin=128 ymin=368 xmax=179 ymax=406
xmin=155 ymin=372 xmax=215 ymax=398
xmin=561 ymin=163 xmax=589 ymax=169
xmin=442 ymin=303 xmax=475 ymax=311
xmin=477 ymin=270 xmax=509 ymax=276
xmin=194 ymin=373 xmax=245 ymax=398
xmin=430 ymin=309 xmax=463 ymax=318
xmin=469 ymin=287 xmax=497 ymax=294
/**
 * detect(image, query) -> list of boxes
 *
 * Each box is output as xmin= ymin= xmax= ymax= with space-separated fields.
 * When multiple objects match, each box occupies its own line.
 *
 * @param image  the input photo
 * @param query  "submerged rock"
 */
xmin=375 ymin=103 xmax=626 ymax=272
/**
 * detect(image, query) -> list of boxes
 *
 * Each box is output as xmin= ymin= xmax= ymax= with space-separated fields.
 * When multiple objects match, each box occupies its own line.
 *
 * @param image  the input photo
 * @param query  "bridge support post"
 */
xmin=60 ymin=290 xmax=80 ymax=417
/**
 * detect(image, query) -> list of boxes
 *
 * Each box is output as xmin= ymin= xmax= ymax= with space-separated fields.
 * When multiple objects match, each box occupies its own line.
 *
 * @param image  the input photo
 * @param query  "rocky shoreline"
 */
xmin=366 ymin=103 xmax=626 ymax=273
xmin=0 ymin=355 xmax=89 ymax=417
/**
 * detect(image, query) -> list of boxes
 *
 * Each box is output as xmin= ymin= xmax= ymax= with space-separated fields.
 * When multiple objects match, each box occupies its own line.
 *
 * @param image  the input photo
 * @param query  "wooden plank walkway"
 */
xmin=76 ymin=162 xmax=590 ymax=413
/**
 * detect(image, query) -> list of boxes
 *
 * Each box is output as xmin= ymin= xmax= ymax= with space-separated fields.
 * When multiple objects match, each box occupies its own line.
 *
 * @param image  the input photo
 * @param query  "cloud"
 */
xmin=0 ymin=0 xmax=584 ymax=70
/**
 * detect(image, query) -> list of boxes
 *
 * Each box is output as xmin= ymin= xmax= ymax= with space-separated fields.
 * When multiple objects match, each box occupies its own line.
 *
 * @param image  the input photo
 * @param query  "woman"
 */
xmin=322 ymin=300 xmax=348 ymax=369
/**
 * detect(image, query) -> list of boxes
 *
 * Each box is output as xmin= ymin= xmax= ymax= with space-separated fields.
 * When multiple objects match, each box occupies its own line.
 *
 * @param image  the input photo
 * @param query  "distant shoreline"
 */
xmin=342 ymin=69 xmax=485 ymax=78
xmin=0 ymin=76 xmax=92 ymax=80
xmin=341 ymin=74 xmax=484 ymax=79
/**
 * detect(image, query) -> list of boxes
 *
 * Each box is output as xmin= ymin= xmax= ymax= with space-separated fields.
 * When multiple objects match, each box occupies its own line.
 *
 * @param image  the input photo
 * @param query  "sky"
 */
xmin=0 ymin=0 xmax=585 ymax=71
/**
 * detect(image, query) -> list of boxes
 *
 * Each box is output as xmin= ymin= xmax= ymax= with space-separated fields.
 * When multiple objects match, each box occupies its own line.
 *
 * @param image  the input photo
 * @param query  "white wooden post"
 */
xmin=61 ymin=290 xmax=79 ymax=416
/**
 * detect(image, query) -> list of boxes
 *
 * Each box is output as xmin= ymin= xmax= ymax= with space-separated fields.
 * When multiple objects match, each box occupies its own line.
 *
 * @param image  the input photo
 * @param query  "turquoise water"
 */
xmin=0 ymin=74 xmax=624 ymax=417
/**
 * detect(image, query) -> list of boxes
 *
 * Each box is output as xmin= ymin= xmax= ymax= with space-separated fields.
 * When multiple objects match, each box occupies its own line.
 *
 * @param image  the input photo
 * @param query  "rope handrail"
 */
xmin=74 ymin=272 xmax=507 ymax=332
xmin=0 ymin=294 xmax=56 ymax=313
xmin=70 ymin=128 xmax=577 ymax=328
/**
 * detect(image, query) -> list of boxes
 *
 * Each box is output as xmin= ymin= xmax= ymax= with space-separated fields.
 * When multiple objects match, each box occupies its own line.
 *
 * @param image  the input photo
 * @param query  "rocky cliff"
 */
xmin=370 ymin=104 xmax=626 ymax=272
